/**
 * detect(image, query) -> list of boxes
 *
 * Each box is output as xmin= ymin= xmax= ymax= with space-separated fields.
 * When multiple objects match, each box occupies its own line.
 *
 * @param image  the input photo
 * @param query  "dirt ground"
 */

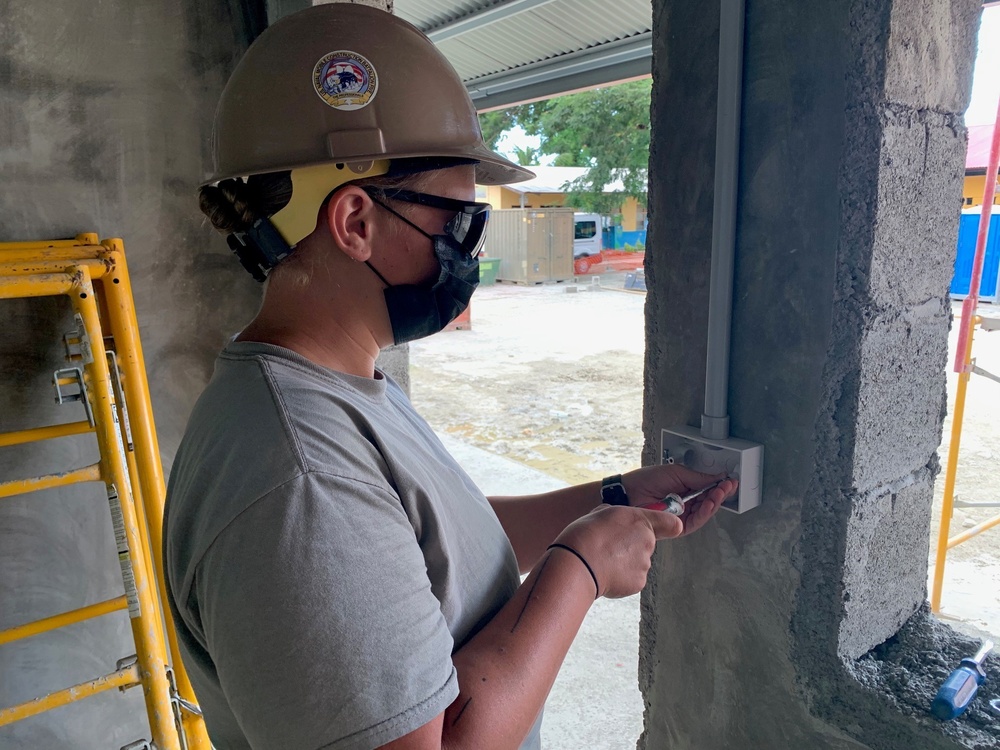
xmin=410 ymin=275 xmax=1000 ymax=640
xmin=411 ymin=277 xmax=646 ymax=485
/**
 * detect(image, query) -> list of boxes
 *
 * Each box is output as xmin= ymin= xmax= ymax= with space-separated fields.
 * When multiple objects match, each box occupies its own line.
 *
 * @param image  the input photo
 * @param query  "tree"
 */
xmin=478 ymin=108 xmax=524 ymax=151
xmin=479 ymin=80 xmax=650 ymax=215
xmin=511 ymin=145 xmax=541 ymax=166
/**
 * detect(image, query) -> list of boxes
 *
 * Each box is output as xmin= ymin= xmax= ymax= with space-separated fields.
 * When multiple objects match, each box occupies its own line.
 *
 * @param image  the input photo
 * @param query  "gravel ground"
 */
xmin=412 ymin=277 xmax=646 ymax=485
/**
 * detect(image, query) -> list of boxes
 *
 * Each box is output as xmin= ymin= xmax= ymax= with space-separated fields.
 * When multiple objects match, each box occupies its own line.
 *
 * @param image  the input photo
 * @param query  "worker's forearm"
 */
xmin=442 ymin=547 xmax=595 ymax=750
xmin=489 ymin=481 xmax=602 ymax=571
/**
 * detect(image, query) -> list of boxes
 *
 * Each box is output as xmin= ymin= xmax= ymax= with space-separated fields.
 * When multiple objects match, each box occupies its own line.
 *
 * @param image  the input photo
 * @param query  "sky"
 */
xmin=965 ymin=5 xmax=1000 ymax=126
xmin=495 ymin=126 xmax=551 ymax=166
xmin=495 ymin=6 xmax=999 ymax=162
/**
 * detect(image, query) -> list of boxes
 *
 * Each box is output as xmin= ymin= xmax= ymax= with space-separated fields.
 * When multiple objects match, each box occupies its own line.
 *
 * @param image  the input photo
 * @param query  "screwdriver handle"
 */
xmin=931 ymin=665 xmax=985 ymax=720
xmin=663 ymin=497 xmax=684 ymax=515
xmin=930 ymin=640 xmax=992 ymax=721
xmin=661 ymin=480 xmax=726 ymax=515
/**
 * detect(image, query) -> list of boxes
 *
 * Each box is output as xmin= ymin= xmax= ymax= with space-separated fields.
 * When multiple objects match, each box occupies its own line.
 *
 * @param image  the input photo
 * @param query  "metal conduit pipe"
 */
xmin=702 ymin=0 xmax=746 ymax=441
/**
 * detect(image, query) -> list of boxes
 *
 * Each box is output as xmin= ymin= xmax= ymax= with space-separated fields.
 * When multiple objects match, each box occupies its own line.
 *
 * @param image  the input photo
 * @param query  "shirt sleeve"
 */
xmin=194 ymin=471 xmax=459 ymax=750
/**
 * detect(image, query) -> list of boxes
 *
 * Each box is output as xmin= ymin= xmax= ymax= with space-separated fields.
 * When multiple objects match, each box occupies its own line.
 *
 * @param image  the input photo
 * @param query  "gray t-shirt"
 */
xmin=164 ymin=341 xmax=540 ymax=750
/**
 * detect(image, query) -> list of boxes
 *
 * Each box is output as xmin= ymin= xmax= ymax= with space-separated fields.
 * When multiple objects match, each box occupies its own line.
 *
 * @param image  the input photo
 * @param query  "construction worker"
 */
xmin=163 ymin=5 xmax=737 ymax=749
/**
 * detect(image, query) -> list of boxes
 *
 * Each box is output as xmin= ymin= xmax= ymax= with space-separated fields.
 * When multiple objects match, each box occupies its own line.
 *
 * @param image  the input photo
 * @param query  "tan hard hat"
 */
xmin=206 ymin=3 xmax=533 ymax=188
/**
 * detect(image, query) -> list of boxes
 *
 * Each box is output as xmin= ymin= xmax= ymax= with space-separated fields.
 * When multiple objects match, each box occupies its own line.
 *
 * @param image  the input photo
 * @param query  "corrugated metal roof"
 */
xmin=395 ymin=0 xmax=651 ymax=108
xmin=395 ymin=0 xmax=486 ymax=29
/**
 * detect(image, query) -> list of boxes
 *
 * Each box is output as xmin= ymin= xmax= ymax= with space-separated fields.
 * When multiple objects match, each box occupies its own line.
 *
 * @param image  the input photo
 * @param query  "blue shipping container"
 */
xmin=602 ymin=226 xmax=648 ymax=250
xmin=950 ymin=213 xmax=1000 ymax=302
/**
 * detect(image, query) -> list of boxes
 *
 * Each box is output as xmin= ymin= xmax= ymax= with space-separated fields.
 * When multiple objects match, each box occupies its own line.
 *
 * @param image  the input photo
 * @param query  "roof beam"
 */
xmin=425 ymin=0 xmax=558 ymax=43
xmin=468 ymin=32 xmax=652 ymax=111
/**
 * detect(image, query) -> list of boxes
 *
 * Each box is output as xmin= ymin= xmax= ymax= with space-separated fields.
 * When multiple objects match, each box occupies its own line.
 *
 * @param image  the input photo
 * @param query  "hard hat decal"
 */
xmin=313 ymin=51 xmax=378 ymax=111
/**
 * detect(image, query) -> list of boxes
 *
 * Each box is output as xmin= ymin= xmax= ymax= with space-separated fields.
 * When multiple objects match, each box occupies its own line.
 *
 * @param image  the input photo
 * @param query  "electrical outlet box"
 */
xmin=661 ymin=426 xmax=763 ymax=513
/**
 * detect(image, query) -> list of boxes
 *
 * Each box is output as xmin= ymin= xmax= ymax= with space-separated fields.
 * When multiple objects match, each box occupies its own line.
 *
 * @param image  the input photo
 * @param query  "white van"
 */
xmin=573 ymin=213 xmax=603 ymax=259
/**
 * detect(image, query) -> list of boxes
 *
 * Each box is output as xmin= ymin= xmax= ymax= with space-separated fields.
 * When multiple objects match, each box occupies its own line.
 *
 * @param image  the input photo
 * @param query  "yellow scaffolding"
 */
xmin=0 ymin=235 xmax=210 ymax=750
xmin=931 ymin=102 xmax=1000 ymax=615
xmin=931 ymin=314 xmax=1000 ymax=613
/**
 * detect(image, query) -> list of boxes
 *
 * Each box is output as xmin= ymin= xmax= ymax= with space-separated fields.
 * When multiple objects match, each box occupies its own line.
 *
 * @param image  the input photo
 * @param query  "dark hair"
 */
xmin=198 ymin=172 xmax=293 ymax=234
xmin=197 ymin=157 xmax=476 ymax=234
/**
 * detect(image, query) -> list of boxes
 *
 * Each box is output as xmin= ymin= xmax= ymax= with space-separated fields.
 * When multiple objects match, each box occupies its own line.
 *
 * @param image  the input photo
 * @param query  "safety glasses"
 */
xmin=363 ymin=187 xmax=491 ymax=257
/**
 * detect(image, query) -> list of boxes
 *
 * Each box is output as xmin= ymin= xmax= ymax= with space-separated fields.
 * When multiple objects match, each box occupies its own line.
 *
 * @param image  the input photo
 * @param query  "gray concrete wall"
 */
xmin=0 ymin=2 xmax=255 ymax=747
xmin=640 ymin=0 xmax=997 ymax=748
xmin=0 ymin=0 xmax=404 ymax=743
xmin=0 ymin=0 xmax=404 ymax=744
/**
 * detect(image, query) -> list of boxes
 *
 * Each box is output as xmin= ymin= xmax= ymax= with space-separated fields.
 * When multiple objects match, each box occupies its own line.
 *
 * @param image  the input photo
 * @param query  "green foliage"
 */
xmin=485 ymin=80 xmax=651 ymax=213
xmin=478 ymin=107 xmax=527 ymax=151
xmin=477 ymin=111 xmax=511 ymax=150
xmin=564 ymin=190 xmax=630 ymax=216
xmin=511 ymin=145 xmax=541 ymax=166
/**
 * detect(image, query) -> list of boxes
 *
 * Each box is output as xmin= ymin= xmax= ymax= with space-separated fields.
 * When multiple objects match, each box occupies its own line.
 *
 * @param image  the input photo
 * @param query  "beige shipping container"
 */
xmin=484 ymin=208 xmax=575 ymax=284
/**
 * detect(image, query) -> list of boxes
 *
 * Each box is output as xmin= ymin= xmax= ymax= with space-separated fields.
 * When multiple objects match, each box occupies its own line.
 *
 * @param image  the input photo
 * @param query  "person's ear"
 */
xmin=324 ymin=186 xmax=376 ymax=262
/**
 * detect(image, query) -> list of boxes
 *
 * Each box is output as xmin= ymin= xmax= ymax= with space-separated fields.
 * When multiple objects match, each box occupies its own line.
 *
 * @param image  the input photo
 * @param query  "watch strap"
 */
xmin=601 ymin=474 xmax=629 ymax=506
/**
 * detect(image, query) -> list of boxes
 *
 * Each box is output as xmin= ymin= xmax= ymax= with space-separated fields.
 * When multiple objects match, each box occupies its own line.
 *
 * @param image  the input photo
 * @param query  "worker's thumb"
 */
xmin=635 ymin=507 xmax=684 ymax=539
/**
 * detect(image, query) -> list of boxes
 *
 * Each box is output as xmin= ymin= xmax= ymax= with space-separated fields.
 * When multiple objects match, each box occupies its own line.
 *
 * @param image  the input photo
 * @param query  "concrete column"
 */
xmin=640 ymin=0 xmax=997 ymax=748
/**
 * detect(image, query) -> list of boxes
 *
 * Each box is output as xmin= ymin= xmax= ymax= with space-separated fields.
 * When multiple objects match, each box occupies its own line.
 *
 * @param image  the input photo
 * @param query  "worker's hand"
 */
xmin=623 ymin=465 xmax=737 ymax=536
xmin=551 ymin=504 xmax=683 ymax=599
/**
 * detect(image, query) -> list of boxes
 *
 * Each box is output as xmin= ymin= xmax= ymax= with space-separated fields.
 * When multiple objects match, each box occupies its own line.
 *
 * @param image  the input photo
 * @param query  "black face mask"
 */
xmin=363 ymin=192 xmax=485 ymax=344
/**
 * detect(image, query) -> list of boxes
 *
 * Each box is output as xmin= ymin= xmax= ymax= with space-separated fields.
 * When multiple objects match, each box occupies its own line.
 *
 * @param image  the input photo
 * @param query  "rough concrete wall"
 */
xmin=377 ymin=344 xmax=411 ymax=393
xmin=640 ymin=0 xmax=997 ymax=748
xmin=803 ymin=0 xmax=974 ymax=665
xmin=0 ymin=1 xmax=405 ymax=744
xmin=0 ymin=3 xmax=255 ymax=747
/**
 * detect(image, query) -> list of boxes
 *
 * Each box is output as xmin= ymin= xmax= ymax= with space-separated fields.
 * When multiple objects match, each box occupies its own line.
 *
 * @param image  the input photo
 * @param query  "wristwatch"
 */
xmin=601 ymin=474 xmax=630 ymax=506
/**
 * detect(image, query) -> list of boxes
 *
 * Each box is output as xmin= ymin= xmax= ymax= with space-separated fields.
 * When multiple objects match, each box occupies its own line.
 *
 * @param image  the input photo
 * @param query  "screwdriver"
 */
xmin=662 ymin=480 xmax=725 ymax=516
xmin=930 ymin=640 xmax=993 ymax=720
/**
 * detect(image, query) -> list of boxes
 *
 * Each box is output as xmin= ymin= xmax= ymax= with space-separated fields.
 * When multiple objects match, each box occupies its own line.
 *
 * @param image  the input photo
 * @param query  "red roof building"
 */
xmin=963 ymin=123 xmax=998 ymax=207
xmin=966 ymin=123 xmax=995 ymax=172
